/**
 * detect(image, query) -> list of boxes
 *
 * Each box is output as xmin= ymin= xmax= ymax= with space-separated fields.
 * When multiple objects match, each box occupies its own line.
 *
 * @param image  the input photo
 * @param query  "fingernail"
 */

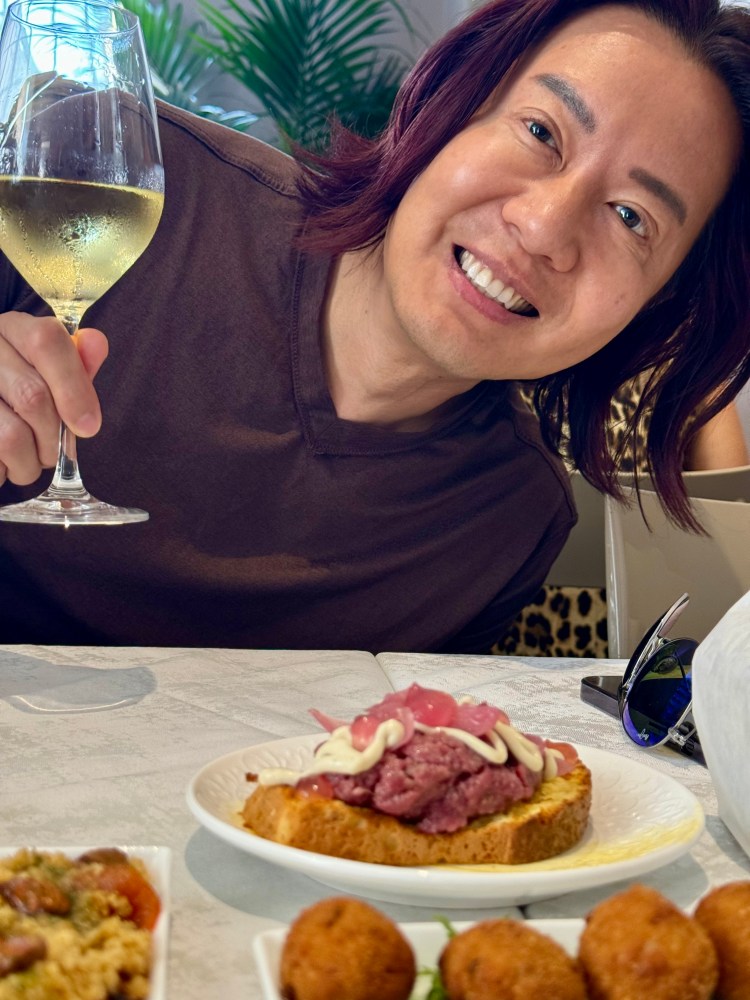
xmin=76 ymin=412 xmax=99 ymax=436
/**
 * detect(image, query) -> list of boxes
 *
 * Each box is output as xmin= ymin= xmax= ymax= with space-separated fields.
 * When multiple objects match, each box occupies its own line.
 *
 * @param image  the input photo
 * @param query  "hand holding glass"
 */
xmin=0 ymin=0 xmax=164 ymax=524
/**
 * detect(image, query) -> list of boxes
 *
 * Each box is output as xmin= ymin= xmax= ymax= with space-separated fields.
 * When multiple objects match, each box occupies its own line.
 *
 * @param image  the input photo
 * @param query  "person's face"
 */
xmin=377 ymin=5 xmax=740 ymax=383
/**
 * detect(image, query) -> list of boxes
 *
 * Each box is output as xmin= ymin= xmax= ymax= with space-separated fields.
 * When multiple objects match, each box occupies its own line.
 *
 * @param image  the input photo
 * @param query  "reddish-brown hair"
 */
xmin=296 ymin=0 xmax=750 ymax=530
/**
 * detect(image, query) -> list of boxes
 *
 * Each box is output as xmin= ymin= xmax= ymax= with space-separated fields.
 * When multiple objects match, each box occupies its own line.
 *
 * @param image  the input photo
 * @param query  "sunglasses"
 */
xmin=618 ymin=592 xmax=705 ymax=765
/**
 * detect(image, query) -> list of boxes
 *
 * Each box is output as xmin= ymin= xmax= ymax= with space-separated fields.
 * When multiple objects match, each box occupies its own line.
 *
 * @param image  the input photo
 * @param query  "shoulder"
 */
xmin=151 ymin=102 xmax=306 ymax=270
xmin=156 ymin=102 xmax=300 ymax=199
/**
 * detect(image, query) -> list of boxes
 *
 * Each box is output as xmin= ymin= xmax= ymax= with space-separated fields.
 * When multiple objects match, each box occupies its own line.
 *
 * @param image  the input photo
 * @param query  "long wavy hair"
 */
xmin=295 ymin=0 xmax=750 ymax=530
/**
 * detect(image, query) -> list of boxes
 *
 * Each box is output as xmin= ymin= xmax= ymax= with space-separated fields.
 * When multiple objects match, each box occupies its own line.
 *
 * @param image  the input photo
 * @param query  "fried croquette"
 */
xmin=279 ymin=896 xmax=416 ymax=1000
xmin=694 ymin=881 xmax=750 ymax=1000
xmin=439 ymin=918 xmax=587 ymax=1000
xmin=578 ymin=884 xmax=718 ymax=1000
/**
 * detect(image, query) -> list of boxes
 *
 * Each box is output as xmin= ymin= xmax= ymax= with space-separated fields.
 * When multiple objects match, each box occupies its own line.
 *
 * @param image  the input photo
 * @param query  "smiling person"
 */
xmin=0 ymin=0 xmax=748 ymax=652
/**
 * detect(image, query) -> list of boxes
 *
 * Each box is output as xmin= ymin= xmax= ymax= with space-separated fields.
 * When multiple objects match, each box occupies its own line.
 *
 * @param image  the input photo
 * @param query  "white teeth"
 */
xmin=458 ymin=249 xmax=533 ymax=314
xmin=474 ymin=267 xmax=492 ymax=289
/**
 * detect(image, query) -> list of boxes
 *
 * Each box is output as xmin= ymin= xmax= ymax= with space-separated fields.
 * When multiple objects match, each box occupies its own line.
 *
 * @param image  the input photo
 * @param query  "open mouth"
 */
xmin=455 ymin=247 xmax=539 ymax=317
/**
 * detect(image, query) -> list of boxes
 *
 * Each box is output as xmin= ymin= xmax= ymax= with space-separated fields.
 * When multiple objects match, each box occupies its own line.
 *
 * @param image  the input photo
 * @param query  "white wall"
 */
xmin=737 ymin=382 xmax=750 ymax=452
xmin=402 ymin=0 xmax=472 ymax=45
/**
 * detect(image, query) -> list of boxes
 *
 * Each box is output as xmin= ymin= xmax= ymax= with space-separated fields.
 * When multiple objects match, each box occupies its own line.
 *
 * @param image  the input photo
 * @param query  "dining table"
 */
xmin=1 ymin=642 xmax=748 ymax=999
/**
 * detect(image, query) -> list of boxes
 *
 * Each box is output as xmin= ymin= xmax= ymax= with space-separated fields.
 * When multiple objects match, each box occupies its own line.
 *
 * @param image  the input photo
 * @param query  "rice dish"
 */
xmin=0 ymin=848 xmax=159 ymax=1000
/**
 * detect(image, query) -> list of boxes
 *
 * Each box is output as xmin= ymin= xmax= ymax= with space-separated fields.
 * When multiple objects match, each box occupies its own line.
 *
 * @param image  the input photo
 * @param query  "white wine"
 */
xmin=0 ymin=175 xmax=164 ymax=324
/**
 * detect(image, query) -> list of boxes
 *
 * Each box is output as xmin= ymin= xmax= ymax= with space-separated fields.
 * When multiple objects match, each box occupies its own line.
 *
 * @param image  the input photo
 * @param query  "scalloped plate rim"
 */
xmin=186 ymin=738 xmax=704 ymax=907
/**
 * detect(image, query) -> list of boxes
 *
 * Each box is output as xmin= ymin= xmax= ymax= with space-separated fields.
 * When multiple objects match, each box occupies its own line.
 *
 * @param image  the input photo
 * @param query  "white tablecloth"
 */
xmin=1 ymin=644 xmax=748 ymax=998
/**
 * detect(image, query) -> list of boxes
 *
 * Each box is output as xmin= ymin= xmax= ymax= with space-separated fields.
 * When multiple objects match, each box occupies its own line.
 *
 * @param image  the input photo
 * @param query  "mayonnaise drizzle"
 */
xmin=257 ymin=711 xmax=565 ymax=787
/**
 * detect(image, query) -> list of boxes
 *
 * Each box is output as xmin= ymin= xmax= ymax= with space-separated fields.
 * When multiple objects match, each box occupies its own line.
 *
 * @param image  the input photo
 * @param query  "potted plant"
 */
xmin=196 ymin=0 xmax=418 ymax=152
xmin=121 ymin=0 xmax=258 ymax=131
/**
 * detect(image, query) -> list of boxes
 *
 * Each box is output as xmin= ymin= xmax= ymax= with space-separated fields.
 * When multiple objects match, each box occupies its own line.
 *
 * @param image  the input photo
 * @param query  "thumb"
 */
xmin=73 ymin=327 xmax=109 ymax=379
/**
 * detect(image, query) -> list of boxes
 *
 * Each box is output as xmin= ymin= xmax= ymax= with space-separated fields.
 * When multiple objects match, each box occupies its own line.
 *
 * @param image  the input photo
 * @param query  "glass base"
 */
xmin=0 ymin=488 xmax=149 ymax=526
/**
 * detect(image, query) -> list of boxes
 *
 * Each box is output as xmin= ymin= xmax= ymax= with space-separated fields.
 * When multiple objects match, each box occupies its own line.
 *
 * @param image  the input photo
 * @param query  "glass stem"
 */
xmin=47 ymin=421 xmax=86 ymax=496
xmin=47 ymin=318 xmax=87 ymax=498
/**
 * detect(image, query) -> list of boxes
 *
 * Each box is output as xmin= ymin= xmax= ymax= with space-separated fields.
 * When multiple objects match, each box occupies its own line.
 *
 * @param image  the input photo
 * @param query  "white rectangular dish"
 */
xmin=0 ymin=845 xmax=171 ymax=1000
xmin=253 ymin=917 xmax=585 ymax=1000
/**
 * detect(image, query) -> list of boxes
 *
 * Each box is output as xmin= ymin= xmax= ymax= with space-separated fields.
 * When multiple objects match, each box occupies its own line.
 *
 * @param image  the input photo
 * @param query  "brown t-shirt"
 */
xmin=0 ymin=104 xmax=575 ymax=653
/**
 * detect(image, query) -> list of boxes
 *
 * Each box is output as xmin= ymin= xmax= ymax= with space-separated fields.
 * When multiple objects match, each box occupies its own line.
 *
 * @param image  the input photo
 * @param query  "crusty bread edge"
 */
xmin=241 ymin=760 xmax=592 ymax=866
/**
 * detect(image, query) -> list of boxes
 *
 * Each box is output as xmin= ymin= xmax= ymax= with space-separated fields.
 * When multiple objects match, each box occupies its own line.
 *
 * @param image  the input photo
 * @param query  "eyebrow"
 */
xmin=629 ymin=167 xmax=687 ymax=226
xmin=535 ymin=73 xmax=596 ymax=133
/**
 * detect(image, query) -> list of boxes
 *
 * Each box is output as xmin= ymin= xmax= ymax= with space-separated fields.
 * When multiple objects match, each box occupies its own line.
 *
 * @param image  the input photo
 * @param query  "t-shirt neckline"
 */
xmin=290 ymin=247 xmax=507 ymax=457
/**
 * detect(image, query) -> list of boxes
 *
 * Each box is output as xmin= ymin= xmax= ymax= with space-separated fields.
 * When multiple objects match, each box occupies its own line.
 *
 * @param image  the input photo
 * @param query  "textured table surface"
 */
xmin=2 ymin=644 xmax=747 ymax=998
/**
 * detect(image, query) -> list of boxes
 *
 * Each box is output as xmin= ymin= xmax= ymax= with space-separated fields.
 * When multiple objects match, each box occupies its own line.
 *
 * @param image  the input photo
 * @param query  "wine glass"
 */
xmin=0 ymin=0 xmax=163 ymax=525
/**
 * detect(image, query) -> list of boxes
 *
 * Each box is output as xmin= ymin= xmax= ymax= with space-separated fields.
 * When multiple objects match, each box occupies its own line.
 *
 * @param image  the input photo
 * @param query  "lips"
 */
xmin=457 ymin=248 xmax=538 ymax=316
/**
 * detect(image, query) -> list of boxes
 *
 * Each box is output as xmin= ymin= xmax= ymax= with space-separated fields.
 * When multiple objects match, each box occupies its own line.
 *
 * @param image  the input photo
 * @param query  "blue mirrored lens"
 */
xmin=622 ymin=637 xmax=697 ymax=747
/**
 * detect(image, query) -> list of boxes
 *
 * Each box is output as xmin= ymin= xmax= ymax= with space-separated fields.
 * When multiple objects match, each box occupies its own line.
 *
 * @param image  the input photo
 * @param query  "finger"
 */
xmin=0 ymin=399 xmax=46 ymax=485
xmin=0 ymin=314 xmax=65 ymax=467
xmin=73 ymin=327 xmax=109 ymax=383
xmin=0 ymin=312 xmax=102 ymax=438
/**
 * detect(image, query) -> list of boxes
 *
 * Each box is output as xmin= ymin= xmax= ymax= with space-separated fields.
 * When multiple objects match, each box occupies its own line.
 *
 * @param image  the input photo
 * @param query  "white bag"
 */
xmin=692 ymin=589 xmax=750 ymax=858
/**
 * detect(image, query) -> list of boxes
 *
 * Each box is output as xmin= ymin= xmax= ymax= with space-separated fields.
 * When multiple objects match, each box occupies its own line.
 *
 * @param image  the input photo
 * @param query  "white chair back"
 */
xmin=636 ymin=463 xmax=750 ymax=502
xmin=605 ymin=487 xmax=750 ymax=657
xmin=544 ymin=472 xmax=606 ymax=588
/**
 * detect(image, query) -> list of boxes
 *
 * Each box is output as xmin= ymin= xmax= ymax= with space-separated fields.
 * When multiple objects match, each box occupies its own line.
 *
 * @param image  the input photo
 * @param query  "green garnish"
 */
xmin=434 ymin=914 xmax=456 ymax=938
xmin=410 ymin=916 xmax=456 ymax=999
xmin=417 ymin=965 xmax=449 ymax=999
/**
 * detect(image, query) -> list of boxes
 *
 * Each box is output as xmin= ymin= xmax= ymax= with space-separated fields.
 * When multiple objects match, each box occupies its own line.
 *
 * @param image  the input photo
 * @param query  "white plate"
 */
xmin=186 ymin=736 xmax=704 ymax=908
xmin=253 ymin=917 xmax=586 ymax=1000
xmin=0 ymin=845 xmax=170 ymax=1000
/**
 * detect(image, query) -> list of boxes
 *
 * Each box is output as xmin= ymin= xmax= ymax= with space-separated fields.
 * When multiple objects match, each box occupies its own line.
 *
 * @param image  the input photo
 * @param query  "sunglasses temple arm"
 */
xmin=660 ymin=592 xmax=690 ymax=636
xmin=620 ymin=593 xmax=691 ymax=699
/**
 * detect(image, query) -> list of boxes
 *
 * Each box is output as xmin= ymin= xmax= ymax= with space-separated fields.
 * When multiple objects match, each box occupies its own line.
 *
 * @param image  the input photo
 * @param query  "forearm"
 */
xmin=684 ymin=401 xmax=749 ymax=471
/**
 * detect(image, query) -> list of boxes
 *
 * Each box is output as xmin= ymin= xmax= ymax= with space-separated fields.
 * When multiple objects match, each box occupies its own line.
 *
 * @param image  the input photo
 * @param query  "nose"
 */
xmin=501 ymin=174 xmax=585 ymax=273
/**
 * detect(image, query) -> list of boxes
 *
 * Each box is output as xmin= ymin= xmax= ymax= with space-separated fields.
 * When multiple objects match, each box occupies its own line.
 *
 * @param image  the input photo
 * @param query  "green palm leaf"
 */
xmin=197 ymin=0 xmax=417 ymax=151
xmin=120 ymin=0 xmax=257 ymax=131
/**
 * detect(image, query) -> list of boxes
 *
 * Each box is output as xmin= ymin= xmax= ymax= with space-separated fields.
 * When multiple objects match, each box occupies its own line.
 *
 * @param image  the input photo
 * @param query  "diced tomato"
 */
xmin=79 ymin=863 xmax=161 ymax=930
xmin=297 ymin=774 xmax=334 ymax=798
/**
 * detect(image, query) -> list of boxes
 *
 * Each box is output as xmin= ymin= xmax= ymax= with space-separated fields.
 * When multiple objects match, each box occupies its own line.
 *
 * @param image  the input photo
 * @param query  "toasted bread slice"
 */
xmin=242 ymin=760 xmax=591 ymax=866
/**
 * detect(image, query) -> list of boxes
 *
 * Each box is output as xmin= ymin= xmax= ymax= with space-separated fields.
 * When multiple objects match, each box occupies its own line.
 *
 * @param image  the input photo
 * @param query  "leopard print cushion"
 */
xmin=494 ymin=378 xmax=649 ymax=658
xmin=493 ymin=585 xmax=609 ymax=658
